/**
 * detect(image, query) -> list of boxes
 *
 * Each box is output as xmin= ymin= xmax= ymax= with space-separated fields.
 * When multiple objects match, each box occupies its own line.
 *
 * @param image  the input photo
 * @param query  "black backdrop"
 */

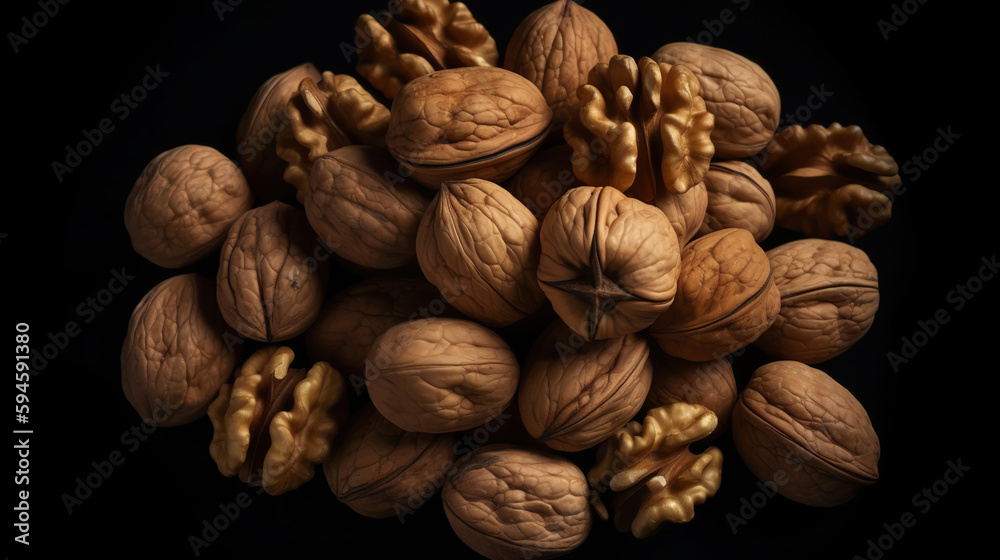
xmin=6 ymin=0 xmax=989 ymax=558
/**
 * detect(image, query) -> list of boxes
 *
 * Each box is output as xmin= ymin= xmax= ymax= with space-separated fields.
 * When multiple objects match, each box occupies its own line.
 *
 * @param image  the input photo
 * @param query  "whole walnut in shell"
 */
xmin=216 ymin=201 xmax=329 ymax=342
xmin=124 ymin=145 xmax=253 ymax=268
xmin=652 ymin=42 xmax=780 ymax=159
xmin=504 ymin=143 xmax=584 ymax=219
xmin=121 ymin=273 xmax=238 ymax=427
xmin=700 ymin=160 xmax=776 ymax=242
xmin=731 ymin=360 xmax=880 ymax=507
xmin=643 ymin=349 xmax=736 ymax=441
xmin=755 ymin=238 xmax=880 ymax=364
xmin=442 ymin=444 xmax=592 ymax=560
xmin=365 ymin=318 xmax=520 ymax=434
xmin=650 ymin=181 xmax=708 ymax=247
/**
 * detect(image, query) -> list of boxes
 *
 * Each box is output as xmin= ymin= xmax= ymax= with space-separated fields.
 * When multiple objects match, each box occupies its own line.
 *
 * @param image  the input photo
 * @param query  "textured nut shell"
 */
xmin=236 ymin=63 xmax=322 ymax=202
xmin=538 ymin=186 xmax=680 ymax=340
xmin=365 ymin=318 xmax=519 ymax=433
xmin=652 ymin=42 xmax=779 ymax=159
xmin=643 ymin=350 xmax=736 ymax=439
xmin=649 ymin=228 xmax=779 ymax=361
xmin=731 ymin=360 xmax=880 ymax=506
xmin=121 ymin=273 xmax=237 ymax=427
xmin=305 ymin=145 xmax=431 ymax=269
xmin=759 ymin=123 xmax=901 ymax=239
xmin=699 ymin=161 xmax=776 ymax=242
xmin=124 ymin=145 xmax=253 ymax=268
xmin=649 ymin=181 xmax=708 ymax=247
xmin=304 ymin=274 xmax=448 ymax=379
xmin=324 ymin=402 xmax=456 ymax=518
xmin=503 ymin=0 xmax=618 ymax=133
xmin=442 ymin=444 xmax=591 ymax=560
xmin=755 ymin=239 xmax=880 ymax=363
xmin=518 ymin=320 xmax=652 ymax=452
xmin=416 ymin=178 xmax=545 ymax=327
xmin=504 ymin=144 xmax=584 ymax=219
xmin=385 ymin=66 xmax=553 ymax=188
xmin=216 ymin=201 xmax=328 ymax=342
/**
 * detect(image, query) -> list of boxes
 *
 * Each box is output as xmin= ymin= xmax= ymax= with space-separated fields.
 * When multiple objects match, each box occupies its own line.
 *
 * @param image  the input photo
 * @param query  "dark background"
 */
xmin=6 ymin=0 xmax=988 ymax=558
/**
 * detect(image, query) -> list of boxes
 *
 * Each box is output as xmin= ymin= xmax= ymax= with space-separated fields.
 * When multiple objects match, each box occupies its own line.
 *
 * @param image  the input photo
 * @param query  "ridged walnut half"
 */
xmin=588 ymin=403 xmax=723 ymax=539
xmin=759 ymin=123 xmax=901 ymax=239
xmin=354 ymin=0 xmax=498 ymax=100
xmin=755 ymin=238 xmax=880 ymax=364
xmin=700 ymin=160 xmax=776 ymax=243
xmin=208 ymin=346 xmax=349 ymax=496
xmin=275 ymin=71 xmax=390 ymax=201
xmin=564 ymin=54 xmax=715 ymax=202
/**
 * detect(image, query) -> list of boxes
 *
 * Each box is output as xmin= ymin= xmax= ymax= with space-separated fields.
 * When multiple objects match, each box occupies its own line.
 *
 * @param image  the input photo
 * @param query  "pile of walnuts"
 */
xmin=120 ymin=1 xmax=896 ymax=558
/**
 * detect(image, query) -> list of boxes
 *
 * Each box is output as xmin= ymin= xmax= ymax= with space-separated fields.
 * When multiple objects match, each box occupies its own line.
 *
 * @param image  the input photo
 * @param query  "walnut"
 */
xmin=304 ymin=145 xmax=431 ymax=270
xmin=208 ymin=346 xmax=349 ymax=496
xmin=731 ymin=360 xmax=880 ymax=506
xmin=537 ymin=186 xmax=681 ymax=341
xmin=652 ymin=42 xmax=780 ymax=159
xmin=759 ymin=123 xmax=901 ymax=239
xmin=354 ymin=0 xmax=498 ymax=100
xmin=275 ymin=71 xmax=390 ymax=201
xmin=564 ymin=54 xmax=715 ymax=202
xmin=755 ymin=238 xmax=880 ymax=364
xmin=235 ymin=62 xmax=322 ymax=203
xmin=124 ymin=145 xmax=253 ymax=269
xmin=385 ymin=66 xmax=553 ymax=188
xmin=121 ymin=273 xmax=238 ymax=427
xmin=365 ymin=318 xmax=519 ymax=433
xmin=588 ymin=403 xmax=723 ymax=539
xmin=642 ymin=349 xmax=736 ymax=442
xmin=503 ymin=0 xmax=618 ymax=136
xmin=504 ymin=143 xmax=584 ymax=219
xmin=416 ymin=177 xmax=546 ymax=327
xmin=216 ymin=201 xmax=329 ymax=342
xmin=442 ymin=444 xmax=592 ymax=560
xmin=517 ymin=319 xmax=652 ymax=452
xmin=700 ymin=160 xmax=776 ymax=243
xmin=648 ymin=228 xmax=780 ymax=362
xmin=649 ymin=181 xmax=708 ymax=247
xmin=324 ymin=401 xmax=455 ymax=519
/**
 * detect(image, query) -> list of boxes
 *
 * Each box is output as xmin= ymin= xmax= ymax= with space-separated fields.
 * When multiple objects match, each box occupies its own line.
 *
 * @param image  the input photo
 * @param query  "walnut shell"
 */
xmin=365 ymin=318 xmax=519 ymax=433
xmin=518 ymin=319 xmax=652 ymax=452
xmin=305 ymin=145 xmax=431 ymax=269
xmin=442 ymin=444 xmax=592 ymax=560
xmin=731 ymin=360 xmax=880 ymax=506
xmin=503 ymin=0 xmax=618 ymax=135
xmin=124 ymin=145 xmax=253 ymax=268
xmin=385 ymin=66 xmax=553 ymax=188
xmin=699 ymin=160 xmax=776 ymax=242
xmin=416 ymin=178 xmax=545 ymax=327
xmin=652 ymin=42 xmax=780 ymax=159
xmin=537 ymin=186 xmax=681 ymax=341
xmin=324 ymin=401 xmax=455 ymax=519
xmin=216 ymin=201 xmax=329 ymax=342
xmin=755 ymin=238 xmax=880 ymax=364
xmin=504 ymin=143 xmax=584 ymax=219
xmin=642 ymin=349 xmax=736 ymax=441
xmin=121 ymin=273 xmax=238 ymax=427
xmin=648 ymin=228 xmax=780 ymax=362
xmin=649 ymin=181 xmax=708 ymax=247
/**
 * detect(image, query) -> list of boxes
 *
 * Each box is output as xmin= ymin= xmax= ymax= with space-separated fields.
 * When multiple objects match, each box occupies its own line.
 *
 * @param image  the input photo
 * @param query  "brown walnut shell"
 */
xmin=305 ymin=145 xmax=431 ymax=270
xmin=124 ymin=145 xmax=253 ymax=269
xmin=642 ymin=349 xmax=736 ymax=441
xmin=755 ymin=238 xmax=880 ymax=364
xmin=517 ymin=319 xmax=653 ymax=452
xmin=652 ymin=42 xmax=780 ymax=159
xmin=699 ymin=160 xmax=776 ymax=243
xmin=365 ymin=318 xmax=520 ymax=433
xmin=415 ymin=177 xmax=546 ymax=327
xmin=442 ymin=444 xmax=592 ymax=560
xmin=731 ymin=360 xmax=880 ymax=507
xmin=323 ymin=401 xmax=456 ymax=519
xmin=503 ymin=0 xmax=619 ymax=136
xmin=648 ymin=228 xmax=780 ymax=362
xmin=216 ymin=201 xmax=329 ymax=342
xmin=385 ymin=66 xmax=553 ymax=188
xmin=650 ymin=181 xmax=708 ymax=247
xmin=121 ymin=273 xmax=238 ymax=427
xmin=537 ymin=186 xmax=681 ymax=341
xmin=504 ymin=143 xmax=584 ymax=220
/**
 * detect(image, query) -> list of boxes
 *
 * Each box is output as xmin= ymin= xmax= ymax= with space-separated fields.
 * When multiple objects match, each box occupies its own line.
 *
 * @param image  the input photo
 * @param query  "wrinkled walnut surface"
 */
xmin=700 ymin=160 xmax=775 ymax=242
xmin=504 ymin=143 xmax=583 ymax=219
xmin=650 ymin=181 xmax=707 ymax=247
xmin=643 ymin=350 xmax=736 ymax=440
